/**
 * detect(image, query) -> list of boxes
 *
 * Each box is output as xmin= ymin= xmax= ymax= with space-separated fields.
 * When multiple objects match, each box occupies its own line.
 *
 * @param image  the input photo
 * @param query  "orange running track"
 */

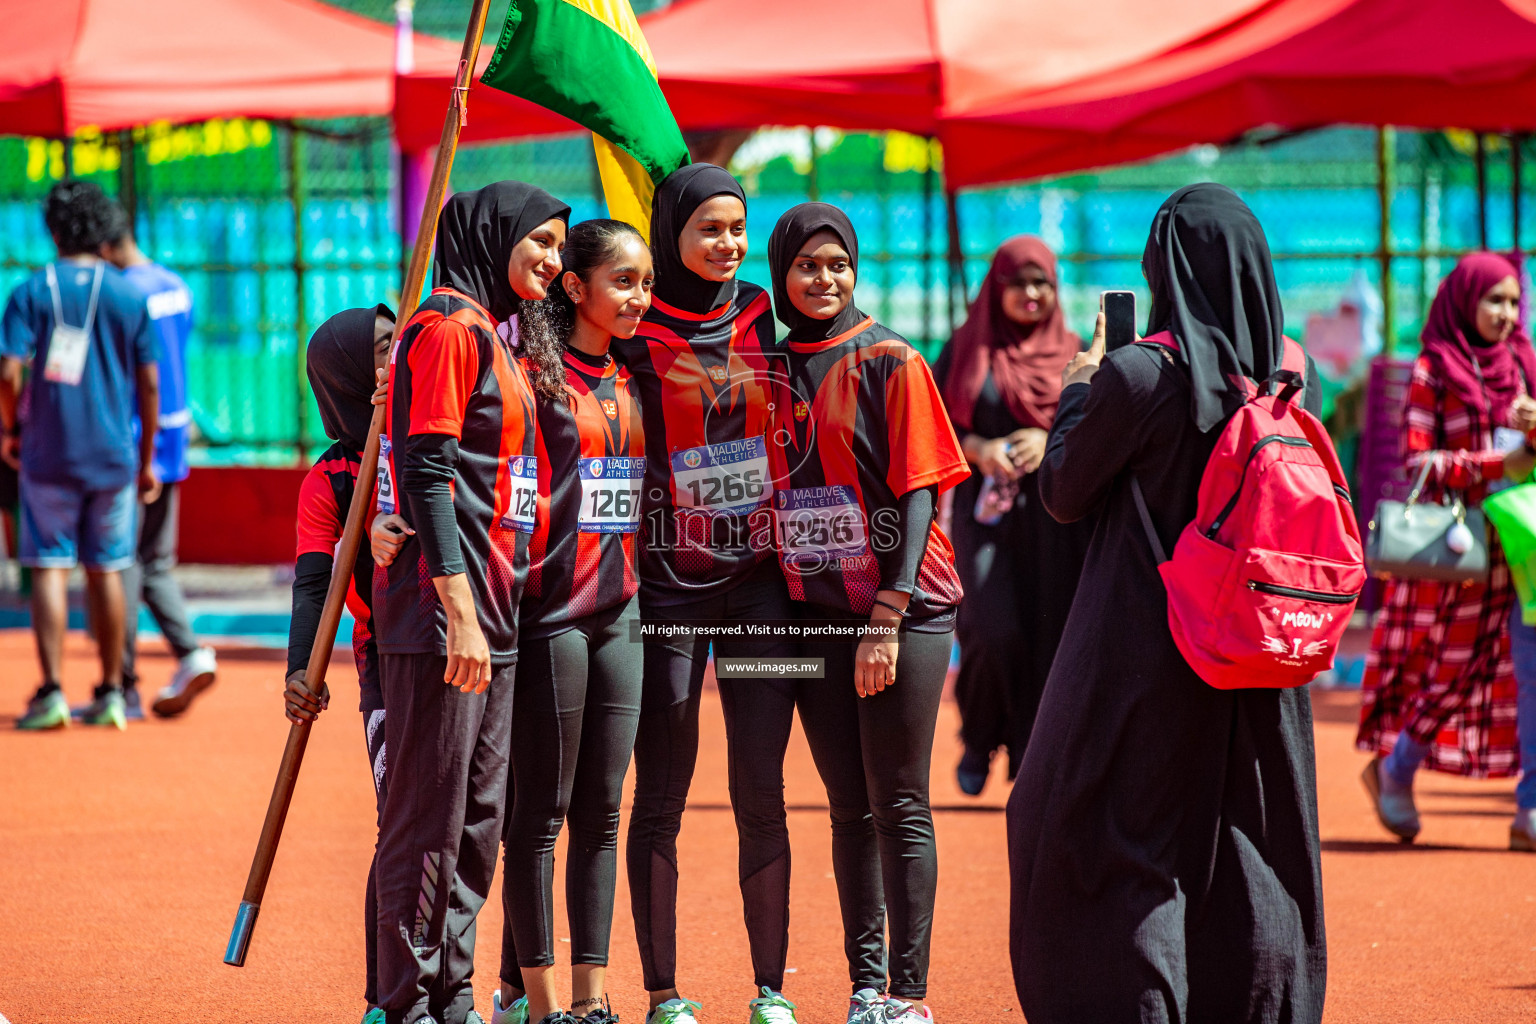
xmin=1 ymin=630 xmax=1534 ymax=1023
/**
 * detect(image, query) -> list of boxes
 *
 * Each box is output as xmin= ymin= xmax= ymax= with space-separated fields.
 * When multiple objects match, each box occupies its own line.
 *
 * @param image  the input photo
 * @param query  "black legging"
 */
xmin=501 ymin=599 xmax=642 ymax=980
xmin=628 ymin=563 xmax=814 ymax=994
xmin=719 ymin=666 xmax=887 ymax=994
xmin=799 ymin=606 xmax=953 ymax=1001
xmin=364 ymin=708 xmax=387 ymax=1008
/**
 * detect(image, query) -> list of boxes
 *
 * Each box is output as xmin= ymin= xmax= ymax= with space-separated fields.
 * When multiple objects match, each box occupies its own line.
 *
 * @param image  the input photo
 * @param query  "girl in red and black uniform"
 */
xmin=373 ymin=181 xmax=568 ymax=1024
xmin=282 ymin=304 xmax=397 ymax=1022
xmin=765 ymin=204 xmax=969 ymax=1024
xmin=493 ymin=220 xmax=652 ymax=1024
xmin=610 ymin=164 xmax=804 ymax=1024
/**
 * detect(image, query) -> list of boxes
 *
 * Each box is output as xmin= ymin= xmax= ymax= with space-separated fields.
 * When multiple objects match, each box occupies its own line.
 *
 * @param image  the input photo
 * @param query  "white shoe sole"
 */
xmin=152 ymin=671 xmax=215 ymax=718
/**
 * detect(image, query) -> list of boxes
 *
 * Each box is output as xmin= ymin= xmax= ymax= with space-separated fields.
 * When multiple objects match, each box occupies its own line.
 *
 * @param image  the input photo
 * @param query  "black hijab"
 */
xmin=1143 ymin=183 xmax=1286 ymax=432
xmin=767 ymin=202 xmax=868 ymax=345
xmin=432 ymin=181 xmax=570 ymax=323
xmin=307 ymin=304 xmax=394 ymax=453
xmin=650 ymin=163 xmax=746 ymax=313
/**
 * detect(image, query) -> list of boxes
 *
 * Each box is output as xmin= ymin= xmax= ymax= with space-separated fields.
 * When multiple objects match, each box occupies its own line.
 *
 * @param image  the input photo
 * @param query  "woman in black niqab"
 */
xmin=1010 ymin=182 xmax=1326 ymax=1024
xmin=433 ymin=180 xmax=571 ymax=322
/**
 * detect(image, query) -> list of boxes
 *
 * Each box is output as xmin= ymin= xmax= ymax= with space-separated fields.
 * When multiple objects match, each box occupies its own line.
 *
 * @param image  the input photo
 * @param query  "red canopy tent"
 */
xmin=941 ymin=0 xmax=1536 ymax=187
xmin=395 ymin=0 xmax=940 ymax=149
xmin=393 ymin=0 xmax=1257 ymax=170
xmin=0 ymin=0 xmax=460 ymax=136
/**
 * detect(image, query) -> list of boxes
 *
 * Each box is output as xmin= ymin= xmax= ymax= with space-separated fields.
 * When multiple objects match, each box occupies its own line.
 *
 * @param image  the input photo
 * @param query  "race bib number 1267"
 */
xmin=579 ymin=456 xmax=645 ymax=533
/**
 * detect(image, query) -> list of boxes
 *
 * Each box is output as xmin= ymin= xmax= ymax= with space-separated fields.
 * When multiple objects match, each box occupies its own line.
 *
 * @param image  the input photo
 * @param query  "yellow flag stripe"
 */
xmin=553 ymin=0 xmax=658 ymax=74
xmin=593 ymin=135 xmax=657 ymax=237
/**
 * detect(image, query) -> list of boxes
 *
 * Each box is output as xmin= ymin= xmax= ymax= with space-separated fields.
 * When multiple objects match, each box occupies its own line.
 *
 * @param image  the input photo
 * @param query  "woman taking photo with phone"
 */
xmin=933 ymin=235 xmax=1092 ymax=793
xmin=1010 ymin=183 xmax=1325 ymax=1024
xmin=766 ymin=202 xmax=969 ymax=1024
xmin=611 ymin=164 xmax=804 ymax=1024
xmin=1358 ymin=251 xmax=1536 ymax=845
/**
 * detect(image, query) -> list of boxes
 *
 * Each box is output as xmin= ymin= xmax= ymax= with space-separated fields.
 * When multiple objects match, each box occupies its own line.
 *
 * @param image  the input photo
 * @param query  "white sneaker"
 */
xmin=847 ymin=988 xmax=884 ymax=1024
xmin=152 ymin=645 xmax=218 ymax=718
xmin=747 ymin=988 xmax=798 ymax=1024
xmin=880 ymin=998 xmax=933 ymax=1023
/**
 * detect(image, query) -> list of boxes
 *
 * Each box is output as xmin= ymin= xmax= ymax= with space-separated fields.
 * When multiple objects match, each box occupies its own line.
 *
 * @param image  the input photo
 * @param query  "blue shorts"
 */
xmin=18 ymin=474 xmax=137 ymax=571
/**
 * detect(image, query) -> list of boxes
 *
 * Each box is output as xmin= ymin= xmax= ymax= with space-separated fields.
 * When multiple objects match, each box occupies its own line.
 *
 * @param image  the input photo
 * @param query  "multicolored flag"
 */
xmin=481 ymin=0 xmax=689 ymax=236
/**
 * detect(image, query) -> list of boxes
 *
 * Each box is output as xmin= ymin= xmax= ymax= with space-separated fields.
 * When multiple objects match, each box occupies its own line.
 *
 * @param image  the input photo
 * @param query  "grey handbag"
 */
xmin=1365 ymin=458 xmax=1490 ymax=583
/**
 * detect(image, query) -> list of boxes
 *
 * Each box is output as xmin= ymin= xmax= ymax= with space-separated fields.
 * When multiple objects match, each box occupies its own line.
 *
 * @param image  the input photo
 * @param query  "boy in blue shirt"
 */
xmin=99 ymin=212 xmax=218 ymax=720
xmin=0 ymin=180 xmax=161 ymax=730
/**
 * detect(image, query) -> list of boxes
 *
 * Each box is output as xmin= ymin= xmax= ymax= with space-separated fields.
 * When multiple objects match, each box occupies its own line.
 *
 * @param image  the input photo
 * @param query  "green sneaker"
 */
xmin=361 ymin=1010 xmax=386 ymax=1024
xmin=493 ymin=991 xmax=530 ymax=1024
xmin=18 ymin=686 xmax=69 ymax=730
xmin=748 ymin=987 xmax=798 ymax=1024
xmin=647 ymin=998 xmax=701 ymax=1024
xmin=80 ymin=686 xmax=127 ymax=730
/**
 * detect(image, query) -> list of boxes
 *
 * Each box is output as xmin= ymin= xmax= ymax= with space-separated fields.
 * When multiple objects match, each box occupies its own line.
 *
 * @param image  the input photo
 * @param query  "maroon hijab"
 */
xmin=942 ymin=235 xmax=1081 ymax=432
xmin=1421 ymin=251 xmax=1536 ymax=421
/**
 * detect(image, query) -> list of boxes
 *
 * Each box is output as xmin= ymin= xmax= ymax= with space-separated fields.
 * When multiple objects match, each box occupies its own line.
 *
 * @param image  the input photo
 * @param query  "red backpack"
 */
xmin=1130 ymin=333 xmax=1365 ymax=689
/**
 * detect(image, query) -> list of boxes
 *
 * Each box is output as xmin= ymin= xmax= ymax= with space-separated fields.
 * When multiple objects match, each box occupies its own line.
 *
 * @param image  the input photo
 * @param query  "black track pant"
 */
xmin=628 ymin=565 xmax=809 ymax=994
xmin=501 ymin=600 xmax=642 ymax=982
xmin=377 ymin=654 xmax=514 ymax=1024
xmin=364 ymin=707 xmax=388 ymax=1008
xmin=122 ymin=481 xmax=199 ymax=684
xmin=800 ymin=610 xmax=953 ymax=1001
xmin=719 ymin=666 xmax=887 ymax=994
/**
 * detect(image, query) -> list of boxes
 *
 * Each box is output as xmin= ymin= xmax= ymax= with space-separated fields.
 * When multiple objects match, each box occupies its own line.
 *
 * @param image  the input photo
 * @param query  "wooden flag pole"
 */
xmin=224 ymin=0 xmax=495 ymax=967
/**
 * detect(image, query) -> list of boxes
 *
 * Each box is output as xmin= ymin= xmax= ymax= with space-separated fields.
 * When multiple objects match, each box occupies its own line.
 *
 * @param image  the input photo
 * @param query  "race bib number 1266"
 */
xmin=670 ymin=436 xmax=769 ymax=515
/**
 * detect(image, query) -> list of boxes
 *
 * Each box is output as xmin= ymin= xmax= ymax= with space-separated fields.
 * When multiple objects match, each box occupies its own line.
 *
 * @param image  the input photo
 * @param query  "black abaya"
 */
xmin=1008 ymin=342 xmax=1326 ymax=1024
xmin=933 ymin=347 xmax=1092 ymax=775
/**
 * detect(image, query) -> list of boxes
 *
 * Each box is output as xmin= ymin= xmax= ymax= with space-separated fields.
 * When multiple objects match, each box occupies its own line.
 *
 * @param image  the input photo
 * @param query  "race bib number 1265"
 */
xmin=501 ymin=455 xmax=538 ymax=533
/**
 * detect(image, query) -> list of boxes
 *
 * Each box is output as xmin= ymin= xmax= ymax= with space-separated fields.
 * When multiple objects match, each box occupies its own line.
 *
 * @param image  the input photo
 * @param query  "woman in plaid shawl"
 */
xmin=1359 ymin=252 xmax=1536 ymax=843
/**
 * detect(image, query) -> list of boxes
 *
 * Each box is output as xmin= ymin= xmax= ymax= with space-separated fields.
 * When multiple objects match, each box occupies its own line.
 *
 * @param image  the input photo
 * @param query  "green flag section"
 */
xmin=481 ymin=0 xmax=689 ymax=234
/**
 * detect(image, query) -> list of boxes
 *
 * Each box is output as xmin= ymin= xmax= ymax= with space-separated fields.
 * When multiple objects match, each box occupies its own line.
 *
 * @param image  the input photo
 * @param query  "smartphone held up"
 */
xmin=1101 ymin=290 xmax=1137 ymax=351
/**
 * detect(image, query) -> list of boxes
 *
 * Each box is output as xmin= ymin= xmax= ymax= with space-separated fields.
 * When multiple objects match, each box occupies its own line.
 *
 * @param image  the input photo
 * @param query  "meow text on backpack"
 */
xmin=1131 ymin=334 xmax=1366 ymax=689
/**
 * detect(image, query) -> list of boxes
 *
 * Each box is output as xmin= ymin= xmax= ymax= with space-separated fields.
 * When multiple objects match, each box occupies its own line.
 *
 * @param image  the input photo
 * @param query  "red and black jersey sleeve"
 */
xmin=291 ymin=441 xmax=381 ymax=711
xmin=611 ymin=282 xmax=781 ymax=606
xmin=372 ymin=288 xmax=536 ymax=660
xmin=521 ymin=349 xmax=645 ymax=638
xmin=768 ymin=318 xmax=968 ymax=623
